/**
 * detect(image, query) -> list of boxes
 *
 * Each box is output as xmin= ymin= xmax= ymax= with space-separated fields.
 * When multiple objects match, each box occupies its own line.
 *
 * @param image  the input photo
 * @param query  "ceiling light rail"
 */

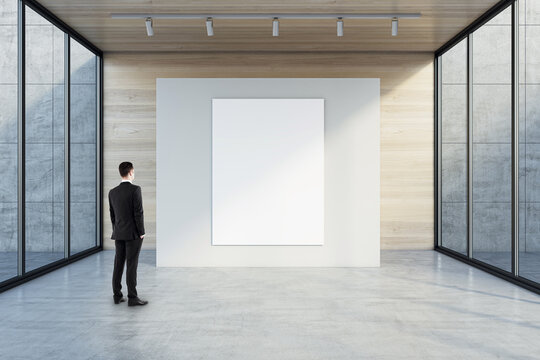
xmin=111 ymin=13 xmax=421 ymax=20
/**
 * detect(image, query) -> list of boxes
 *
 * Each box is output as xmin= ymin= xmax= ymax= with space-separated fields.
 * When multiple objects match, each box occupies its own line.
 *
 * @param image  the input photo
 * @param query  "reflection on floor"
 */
xmin=3 ymin=250 xmax=540 ymax=286
xmin=473 ymin=251 xmax=540 ymax=282
xmin=0 ymin=252 xmax=64 ymax=281
xmin=0 ymin=252 xmax=16 ymax=281
xmin=1 ymin=250 xmax=540 ymax=359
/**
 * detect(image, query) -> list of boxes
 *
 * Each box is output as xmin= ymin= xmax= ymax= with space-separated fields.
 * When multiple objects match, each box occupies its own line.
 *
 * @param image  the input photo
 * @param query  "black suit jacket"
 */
xmin=108 ymin=182 xmax=145 ymax=241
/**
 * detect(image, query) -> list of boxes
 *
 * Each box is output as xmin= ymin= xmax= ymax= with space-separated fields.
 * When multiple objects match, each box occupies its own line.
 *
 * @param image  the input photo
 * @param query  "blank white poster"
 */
xmin=212 ymin=98 xmax=324 ymax=245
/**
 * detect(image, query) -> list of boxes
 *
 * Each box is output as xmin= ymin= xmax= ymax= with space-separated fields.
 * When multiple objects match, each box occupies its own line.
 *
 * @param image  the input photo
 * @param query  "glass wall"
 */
xmin=518 ymin=0 xmax=540 ymax=283
xmin=0 ymin=1 xmax=101 ymax=288
xmin=70 ymin=38 xmax=97 ymax=255
xmin=440 ymin=39 xmax=468 ymax=255
xmin=471 ymin=8 xmax=513 ymax=271
xmin=24 ymin=5 xmax=65 ymax=271
xmin=0 ymin=0 xmax=18 ymax=282
xmin=437 ymin=0 xmax=540 ymax=292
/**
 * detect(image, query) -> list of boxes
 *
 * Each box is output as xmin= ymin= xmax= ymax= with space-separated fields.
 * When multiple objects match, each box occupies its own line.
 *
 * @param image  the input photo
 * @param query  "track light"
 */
xmin=391 ymin=17 xmax=398 ymax=36
xmin=206 ymin=17 xmax=214 ymax=36
xmin=111 ymin=13 xmax=418 ymax=38
xmin=272 ymin=17 xmax=279 ymax=37
xmin=337 ymin=17 xmax=344 ymax=37
xmin=145 ymin=17 xmax=154 ymax=36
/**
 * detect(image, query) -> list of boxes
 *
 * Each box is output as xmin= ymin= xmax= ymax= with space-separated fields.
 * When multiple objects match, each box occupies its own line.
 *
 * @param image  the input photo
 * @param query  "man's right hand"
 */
xmin=140 ymin=234 xmax=145 ymax=239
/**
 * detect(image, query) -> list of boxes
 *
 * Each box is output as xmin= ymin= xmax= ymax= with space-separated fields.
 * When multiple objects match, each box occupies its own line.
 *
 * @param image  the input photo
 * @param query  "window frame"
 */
xmin=0 ymin=0 xmax=103 ymax=292
xmin=435 ymin=0 xmax=540 ymax=295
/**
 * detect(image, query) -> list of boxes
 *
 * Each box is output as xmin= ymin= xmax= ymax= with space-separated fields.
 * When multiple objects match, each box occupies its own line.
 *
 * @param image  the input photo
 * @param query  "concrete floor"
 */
xmin=1 ymin=250 xmax=540 ymax=360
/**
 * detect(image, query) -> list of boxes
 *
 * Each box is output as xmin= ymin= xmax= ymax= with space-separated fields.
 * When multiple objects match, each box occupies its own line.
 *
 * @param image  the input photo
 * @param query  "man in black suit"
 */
xmin=109 ymin=162 xmax=148 ymax=306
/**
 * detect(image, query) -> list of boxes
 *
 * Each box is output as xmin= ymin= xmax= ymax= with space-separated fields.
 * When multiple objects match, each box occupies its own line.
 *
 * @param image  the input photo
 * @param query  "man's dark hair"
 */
xmin=119 ymin=162 xmax=134 ymax=177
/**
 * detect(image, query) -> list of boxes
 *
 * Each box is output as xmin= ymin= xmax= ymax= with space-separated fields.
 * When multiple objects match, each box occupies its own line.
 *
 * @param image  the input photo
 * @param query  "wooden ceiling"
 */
xmin=37 ymin=0 xmax=500 ymax=52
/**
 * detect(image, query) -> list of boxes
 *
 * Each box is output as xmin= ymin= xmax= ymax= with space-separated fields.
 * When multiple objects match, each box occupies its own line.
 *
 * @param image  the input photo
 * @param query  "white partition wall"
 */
xmin=157 ymin=79 xmax=380 ymax=267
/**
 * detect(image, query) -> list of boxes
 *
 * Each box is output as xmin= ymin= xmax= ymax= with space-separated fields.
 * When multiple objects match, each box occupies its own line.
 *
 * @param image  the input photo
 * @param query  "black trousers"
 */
xmin=112 ymin=238 xmax=143 ymax=299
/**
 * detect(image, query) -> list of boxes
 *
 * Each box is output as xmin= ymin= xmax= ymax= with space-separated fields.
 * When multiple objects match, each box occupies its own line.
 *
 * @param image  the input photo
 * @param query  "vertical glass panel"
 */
xmin=69 ymin=38 xmax=97 ymax=254
xmin=25 ymin=6 xmax=65 ymax=271
xmin=0 ymin=0 xmax=18 ymax=281
xmin=519 ymin=0 xmax=540 ymax=282
xmin=440 ymin=39 xmax=468 ymax=255
xmin=471 ymin=7 xmax=512 ymax=271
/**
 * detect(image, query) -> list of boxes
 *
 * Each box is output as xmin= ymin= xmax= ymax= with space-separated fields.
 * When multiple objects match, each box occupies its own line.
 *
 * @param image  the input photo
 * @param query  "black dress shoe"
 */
xmin=113 ymin=296 xmax=126 ymax=304
xmin=128 ymin=297 xmax=148 ymax=307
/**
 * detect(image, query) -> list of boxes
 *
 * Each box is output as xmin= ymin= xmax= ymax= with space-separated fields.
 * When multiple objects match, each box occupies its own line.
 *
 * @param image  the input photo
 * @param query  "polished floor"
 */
xmin=1 ymin=250 xmax=540 ymax=360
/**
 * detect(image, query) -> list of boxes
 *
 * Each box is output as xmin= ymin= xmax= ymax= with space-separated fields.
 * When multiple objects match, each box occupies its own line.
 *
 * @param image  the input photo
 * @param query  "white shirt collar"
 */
xmin=121 ymin=179 xmax=132 ymax=183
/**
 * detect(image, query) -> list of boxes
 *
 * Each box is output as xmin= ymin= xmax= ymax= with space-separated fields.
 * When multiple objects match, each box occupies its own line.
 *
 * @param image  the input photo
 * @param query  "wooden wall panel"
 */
xmin=103 ymin=51 xmax=434 ymax=250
